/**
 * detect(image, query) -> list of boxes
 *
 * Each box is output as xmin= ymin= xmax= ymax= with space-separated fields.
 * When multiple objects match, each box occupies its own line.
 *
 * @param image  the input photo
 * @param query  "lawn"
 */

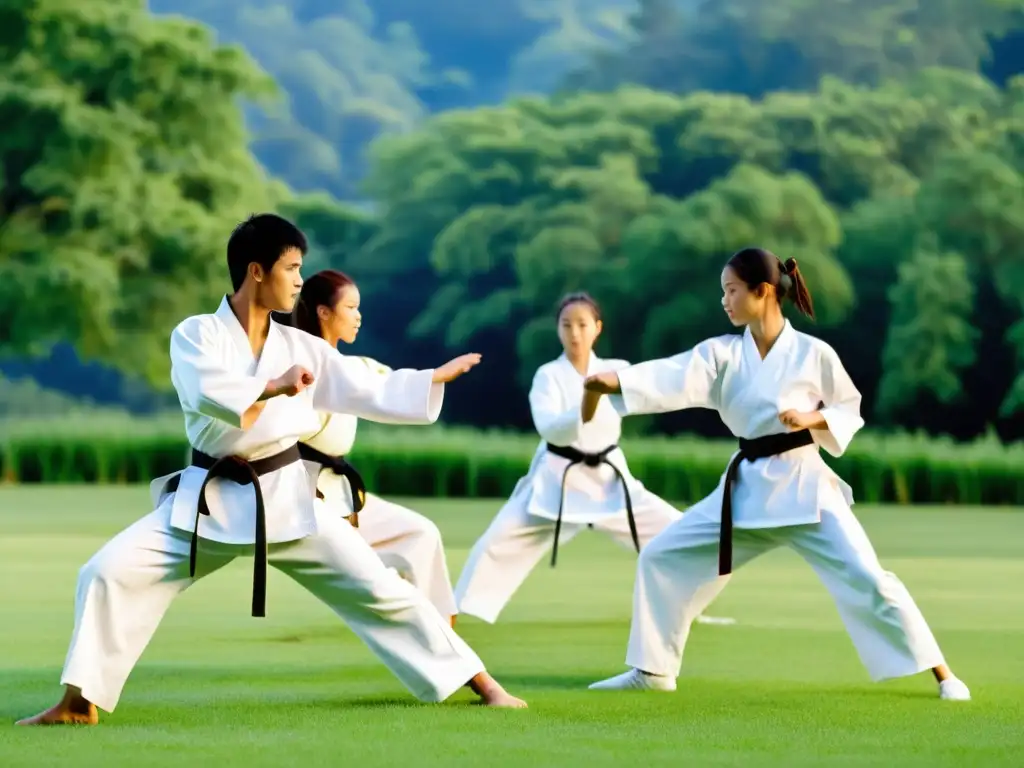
xmin=1 ymin=486 xmax=1022 ymax=766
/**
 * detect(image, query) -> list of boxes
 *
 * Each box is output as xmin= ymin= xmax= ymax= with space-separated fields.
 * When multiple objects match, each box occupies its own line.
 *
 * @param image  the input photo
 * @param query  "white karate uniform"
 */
xmin=301 ymin=355 xmax=458 ymax=619
xmin=59 ymin=297 xmax=483 ymax=713
xmin=605 ymin=321 xmax=946 ymax=682
xmin=453 ymin=352 xmax=683 ymax=623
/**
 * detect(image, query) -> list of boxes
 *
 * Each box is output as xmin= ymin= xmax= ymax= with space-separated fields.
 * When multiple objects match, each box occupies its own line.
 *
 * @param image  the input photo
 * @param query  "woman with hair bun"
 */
xmin=453 ymin=291 xmax=734 ymax=627
xmin=586 ymin=248 xmax=970 ymax=702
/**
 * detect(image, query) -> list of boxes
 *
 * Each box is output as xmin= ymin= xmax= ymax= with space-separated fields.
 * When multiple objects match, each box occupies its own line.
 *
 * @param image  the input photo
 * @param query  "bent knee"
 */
xmin=638 ymin=534 xmax=674 ymax=569
xmin=412 ymin=517 xmax=444 ymax=547
xmin=77 ymin=537 xmax=169 ymax=590
xmin=843 ymin=562 xmax=906 ymax=607
xmin=78 ymin=547 xmax=120 ymax=588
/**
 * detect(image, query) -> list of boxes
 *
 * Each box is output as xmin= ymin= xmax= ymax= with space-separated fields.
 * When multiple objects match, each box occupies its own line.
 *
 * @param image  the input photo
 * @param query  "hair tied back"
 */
xmin=778 ymin=258 xmax=795 ymax=295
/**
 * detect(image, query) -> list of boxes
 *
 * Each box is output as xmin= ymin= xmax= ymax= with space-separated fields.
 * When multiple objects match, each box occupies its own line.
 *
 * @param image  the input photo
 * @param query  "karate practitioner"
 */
xmin=16 ymin=214 xmax=526 ymax=726
xmin=280 ymin=269 xmax=458 ymax=625
xmin=454 ymin=292 xmax=734 ymax=627
xmin=585 ymin=247 xmax=970 ymax=701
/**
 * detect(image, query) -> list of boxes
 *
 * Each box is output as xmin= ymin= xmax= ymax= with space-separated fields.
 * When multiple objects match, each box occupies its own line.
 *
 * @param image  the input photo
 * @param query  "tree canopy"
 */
xmin=354 ymin=69 xmax=1024 ymax=438
xmin=5 ymin=0 xmax=1024 ymax=442
xmin=0 ymin=0 xmax=283 ymax=385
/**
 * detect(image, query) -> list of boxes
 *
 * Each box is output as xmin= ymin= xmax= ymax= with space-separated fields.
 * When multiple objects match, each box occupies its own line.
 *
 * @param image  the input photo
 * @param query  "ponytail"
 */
xmin=291 ymin=295 xmax=321 ymax=337
xmin=779 ymin=258 xmax=815 ymax=320
xmin=727 ymin=247 xmax=816 ymax=320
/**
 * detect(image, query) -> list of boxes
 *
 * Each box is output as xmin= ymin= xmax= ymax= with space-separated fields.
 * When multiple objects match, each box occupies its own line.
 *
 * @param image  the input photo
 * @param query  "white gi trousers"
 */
xmin=59 ymin=498 xmax=485 ymax=713
xmin=454 ymin=493 xmax=682 ymax=624
xmin=346 ymin=493 xmax=458 ymax=619
xmin=626 ymin=500 xmax=946 ymax=680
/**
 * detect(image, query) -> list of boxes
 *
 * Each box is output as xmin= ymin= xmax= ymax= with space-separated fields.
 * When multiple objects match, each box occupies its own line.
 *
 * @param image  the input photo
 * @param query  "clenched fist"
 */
xmin=272 ymin=365 xmax=315 ymax=397
xmin=583 ymin=371 xmax=621 ymax=394
xmin=778 ymin=409 xmax=816 ymax=431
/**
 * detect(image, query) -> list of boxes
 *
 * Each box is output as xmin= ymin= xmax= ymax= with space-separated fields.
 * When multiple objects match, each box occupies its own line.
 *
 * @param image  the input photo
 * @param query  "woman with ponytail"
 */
xmin=585 ymin=247 xmax=970 ymax=702
xmin=283 ymin=270 xmax=461 ymax=626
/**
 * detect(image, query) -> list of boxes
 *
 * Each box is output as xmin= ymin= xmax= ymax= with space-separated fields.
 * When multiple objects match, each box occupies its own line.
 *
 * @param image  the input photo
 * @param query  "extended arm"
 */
xmin=604 ymin=340 xmax=721 ymax=417
xmin=311 ymin=341 xmax=444 ymax=425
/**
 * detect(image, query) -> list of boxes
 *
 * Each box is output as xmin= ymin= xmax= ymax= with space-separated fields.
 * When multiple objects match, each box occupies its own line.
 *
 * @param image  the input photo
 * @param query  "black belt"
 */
xmin=719 ymin=429 xmax=815 ymax=575
xmin=297 ymin=443 xmax=367 ymax=526
xmin=182 ymin=444 xmax=302 ymax=618
xmin=545 ymin=443 xmax=639 ymax=567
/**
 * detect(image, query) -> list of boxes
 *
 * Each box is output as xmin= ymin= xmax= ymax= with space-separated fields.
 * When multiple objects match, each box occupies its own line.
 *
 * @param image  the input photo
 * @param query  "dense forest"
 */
xmin=3 ymin=0 xmax=1024 ymax=441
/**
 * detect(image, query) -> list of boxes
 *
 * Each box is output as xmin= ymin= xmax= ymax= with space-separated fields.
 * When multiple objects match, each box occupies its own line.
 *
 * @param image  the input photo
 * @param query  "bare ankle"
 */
xmin=62 ymin=685 xmax=93 ymax=712
xmin=467 ymin=672 xmax=498 ymax=696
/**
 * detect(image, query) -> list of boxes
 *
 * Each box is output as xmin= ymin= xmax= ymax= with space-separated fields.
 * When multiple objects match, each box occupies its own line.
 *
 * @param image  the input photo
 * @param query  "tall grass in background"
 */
xmin=1 ymin=412 xmax=1021 ymax=505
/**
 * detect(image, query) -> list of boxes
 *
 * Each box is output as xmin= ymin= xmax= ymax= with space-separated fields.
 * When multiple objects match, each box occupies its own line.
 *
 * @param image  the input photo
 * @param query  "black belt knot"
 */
xmin=184 ymin=444 xmax=302 ymax=618
xmin=298 ymin=442 xmax=367 ymax=520
xmin=718 ymin=429 xmax=815 ymax=576
xmin=545 ymin=443 xmax=639 ymax=567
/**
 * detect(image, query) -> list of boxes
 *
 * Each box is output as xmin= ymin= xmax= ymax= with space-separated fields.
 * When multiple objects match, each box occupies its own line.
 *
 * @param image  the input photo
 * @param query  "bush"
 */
xmin=1 ymin=417 xmax=1022 ymax=505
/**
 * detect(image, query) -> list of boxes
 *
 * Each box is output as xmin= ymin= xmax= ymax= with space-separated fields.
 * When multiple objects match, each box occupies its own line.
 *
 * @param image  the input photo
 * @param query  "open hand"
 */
xmin=273 ymin=365 xmax=315 ymax=397
xmin=432 ymin=353 xmax=482 ymax=383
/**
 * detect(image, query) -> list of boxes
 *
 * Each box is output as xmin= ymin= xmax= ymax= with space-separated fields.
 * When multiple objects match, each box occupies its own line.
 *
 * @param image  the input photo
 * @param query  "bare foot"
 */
xmin=16 ymin=686 xmax=98 ymax=726
xmin=467 ymin=672 xmax=527 ymax=709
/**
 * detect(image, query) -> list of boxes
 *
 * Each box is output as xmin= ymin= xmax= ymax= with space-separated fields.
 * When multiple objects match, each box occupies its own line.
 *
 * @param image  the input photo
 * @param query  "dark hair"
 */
xmin=725 ymin=248 xmax=815 ymax=320
xmin=555 ymin=291 xmax=602 ymax=322
xmin=226 ymin=213 xmax=308 ymax=292
xmin=290 ymin=269 xmax=356 ymax=339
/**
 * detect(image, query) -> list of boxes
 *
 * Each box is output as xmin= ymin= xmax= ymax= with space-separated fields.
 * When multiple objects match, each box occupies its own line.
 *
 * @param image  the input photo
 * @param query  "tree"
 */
xmin=0 ymin=0 xmax=282 ymax=386
xmin=356 ymin=69 xmax=1024 ymax=438
xmin=876 ymin=243 xmax=978 ymax=419
xmin=149 ymin=0 xmax=457 ymax=200
xmin=565 ymin=0 xmax=1019 ymax=99
xmin=360 ymin=85 xmax=855 ymax=429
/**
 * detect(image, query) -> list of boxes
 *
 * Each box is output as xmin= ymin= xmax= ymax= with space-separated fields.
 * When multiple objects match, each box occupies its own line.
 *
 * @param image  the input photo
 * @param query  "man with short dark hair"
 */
xmin=17 ymin=214 xmax=526 ymax=726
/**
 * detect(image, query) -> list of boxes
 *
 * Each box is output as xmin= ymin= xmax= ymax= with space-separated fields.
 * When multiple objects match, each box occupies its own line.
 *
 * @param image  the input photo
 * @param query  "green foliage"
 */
xmin=6 ymin=1 xmax=1024 ymax=442
xmin=144 ymin=0 xmax=1024 ymax=204
xmin=356 ymin=70 xmax=1024 ymax=430
xmin=876 ymin=244 xmax=978 ymax=416
xmin=566 ymin=0 xmax=1019 ymax=97
xmin=280 ymin=194 xmax=380 ymax=274
xmin=149 ymin=0 xmax=450 ymax=200
xmin=0 ymin=374 xmax=131 ymax=419
xmin=2 ymin=418 xmax=1022 ymax=505
xmin=0 ymin=0 xmax=282 ymax=386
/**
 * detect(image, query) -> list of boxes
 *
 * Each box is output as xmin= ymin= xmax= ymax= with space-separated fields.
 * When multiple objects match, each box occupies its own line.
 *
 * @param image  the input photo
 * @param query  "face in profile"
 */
xmin=318 ymin=284 xmax=362 ymax=344
xmin=255 ymin=247 xmax=304 ymax=313
xmin=557 ymin=301 xmax=602 ymax=356
xmin=720 ymin=265 xmax=768 ymax=327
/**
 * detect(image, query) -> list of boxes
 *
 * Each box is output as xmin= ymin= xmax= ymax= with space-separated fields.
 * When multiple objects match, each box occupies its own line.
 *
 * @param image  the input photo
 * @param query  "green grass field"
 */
xmin=2 ymin=486 xmax=1022 ymax=766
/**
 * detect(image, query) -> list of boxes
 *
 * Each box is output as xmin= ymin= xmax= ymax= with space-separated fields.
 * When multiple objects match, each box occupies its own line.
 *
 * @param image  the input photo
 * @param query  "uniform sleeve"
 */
xmin=358 ymin=356 xmax=394 ymax=376
xmin=303 ymin=412 xmax=359 ymax=456
xmin=609 ymin=339 xmax=722 ymax=416
xmin=812 ymin=345 xmax=865 ymax=457
xmin=529 ymin=366 xmax=582 ymax=446
xmin=170 ymin=318 xmax=268 ymax=428
xmin=310 ymin=340 xmax=444 ymax=425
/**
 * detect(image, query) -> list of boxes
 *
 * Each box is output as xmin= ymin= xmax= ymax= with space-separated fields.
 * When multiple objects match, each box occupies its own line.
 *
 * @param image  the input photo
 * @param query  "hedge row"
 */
xmin=1 ymin=423 xmax=1022 ymax=505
